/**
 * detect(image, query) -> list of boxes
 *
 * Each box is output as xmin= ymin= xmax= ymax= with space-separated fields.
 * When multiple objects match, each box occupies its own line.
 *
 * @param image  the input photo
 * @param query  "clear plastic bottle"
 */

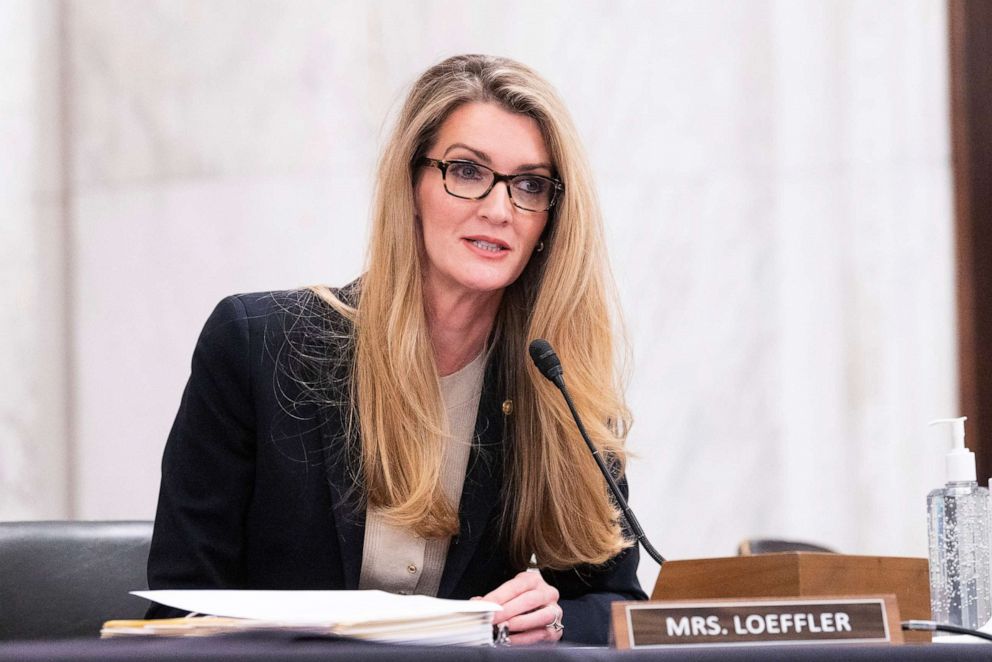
xmin=927 ymin=417 xmax=992 ymax=631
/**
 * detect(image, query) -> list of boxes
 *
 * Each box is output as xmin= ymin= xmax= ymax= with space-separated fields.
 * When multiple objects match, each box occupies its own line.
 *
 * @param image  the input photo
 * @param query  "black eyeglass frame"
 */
xmin=419 ymin=158 xmax=564 ymax=212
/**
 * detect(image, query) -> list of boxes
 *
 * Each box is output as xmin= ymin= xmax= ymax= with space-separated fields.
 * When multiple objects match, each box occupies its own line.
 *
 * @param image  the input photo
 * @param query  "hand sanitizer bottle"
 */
xmin=927 ymin=417 xmax=992 ymax=631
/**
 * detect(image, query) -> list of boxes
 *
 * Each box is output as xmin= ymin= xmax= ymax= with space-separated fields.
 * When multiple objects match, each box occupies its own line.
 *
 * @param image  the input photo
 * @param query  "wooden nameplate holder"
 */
xmin=645 ymin=553 xmax=930 ymax=644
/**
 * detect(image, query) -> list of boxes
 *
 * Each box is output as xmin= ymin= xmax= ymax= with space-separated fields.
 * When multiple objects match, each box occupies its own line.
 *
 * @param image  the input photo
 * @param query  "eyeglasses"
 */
xmin=419 ymin=158 xmax=563 ymax=212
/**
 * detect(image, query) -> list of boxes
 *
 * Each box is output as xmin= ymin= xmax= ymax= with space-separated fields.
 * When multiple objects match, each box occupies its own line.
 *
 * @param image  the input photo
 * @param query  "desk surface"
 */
xmin=0 ymin=632 xmax=989 ymax=661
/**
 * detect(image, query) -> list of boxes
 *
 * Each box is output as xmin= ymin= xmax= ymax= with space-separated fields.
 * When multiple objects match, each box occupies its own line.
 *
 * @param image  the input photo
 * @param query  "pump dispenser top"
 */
xmin=929 ymin=417 xmax=975 ymax=482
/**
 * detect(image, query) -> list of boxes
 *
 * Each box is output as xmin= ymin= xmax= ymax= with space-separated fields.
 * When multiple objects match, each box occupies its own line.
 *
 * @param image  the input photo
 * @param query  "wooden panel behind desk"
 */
xmin=651 ymin=553 xmax=930 ymax=643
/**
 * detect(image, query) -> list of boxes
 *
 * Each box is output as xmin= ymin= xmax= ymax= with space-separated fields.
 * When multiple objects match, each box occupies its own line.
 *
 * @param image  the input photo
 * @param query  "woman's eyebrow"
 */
xmin=443 ymin=143 xmax=552 ymax=173
xmin=443 ymin=143 xmax=491 ymax=163
xmin=514 ymin=162 xmax=553 ymax=173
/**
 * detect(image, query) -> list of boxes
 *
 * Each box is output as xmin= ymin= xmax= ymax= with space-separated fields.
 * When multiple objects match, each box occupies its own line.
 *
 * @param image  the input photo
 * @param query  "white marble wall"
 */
xmin=3 ymin=0 xmax=954 ymax=592
xmin=0 ymin=0 xmax=69 ymax=519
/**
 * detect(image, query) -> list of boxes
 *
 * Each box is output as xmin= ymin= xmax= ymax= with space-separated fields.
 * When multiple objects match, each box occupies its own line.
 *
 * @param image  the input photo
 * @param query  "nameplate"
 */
xmin=611 ymin=595 xmax=902 ymax=649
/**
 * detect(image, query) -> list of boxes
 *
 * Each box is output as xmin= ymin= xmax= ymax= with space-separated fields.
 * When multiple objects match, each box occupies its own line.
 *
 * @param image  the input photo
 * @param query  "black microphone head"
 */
xmin=528 ymin=339 xmax=564 ymax=384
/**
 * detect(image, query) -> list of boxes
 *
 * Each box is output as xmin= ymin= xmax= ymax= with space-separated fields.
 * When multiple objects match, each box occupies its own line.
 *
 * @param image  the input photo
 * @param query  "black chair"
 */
xmin=737 ymin=538 xmax=836 ymax=555
xmin=0 ymin=520 xmax=153 ymax=640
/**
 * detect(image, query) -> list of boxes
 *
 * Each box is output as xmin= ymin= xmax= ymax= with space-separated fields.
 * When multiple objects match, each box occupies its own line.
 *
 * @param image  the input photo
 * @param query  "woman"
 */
xmin=147 ymin=54 xmax=646 ymax=645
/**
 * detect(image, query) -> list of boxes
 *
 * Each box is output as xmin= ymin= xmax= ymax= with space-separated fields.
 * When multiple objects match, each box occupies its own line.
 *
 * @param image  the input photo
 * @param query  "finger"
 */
xmin=484 ymin=571 xmax=549 ymax=624
xmin=505 ymin=603 xmax=560 ymax=634
xmin=481 ymin=570 xmax=542 ymax=606
xmin=494 ymin=589 xmax=559 ymax=625
xmin=492 ymin=584 xmax=559 ymax=625
xmin=508 ymin=626 xmax=561 ymax=646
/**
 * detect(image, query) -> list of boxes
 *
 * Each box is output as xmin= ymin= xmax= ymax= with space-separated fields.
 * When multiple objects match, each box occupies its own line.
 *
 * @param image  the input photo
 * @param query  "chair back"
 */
xmin=0 ymin=520 xmax=153 ymax=640
xmin=737 ymin=538 xmax=836 ymax=555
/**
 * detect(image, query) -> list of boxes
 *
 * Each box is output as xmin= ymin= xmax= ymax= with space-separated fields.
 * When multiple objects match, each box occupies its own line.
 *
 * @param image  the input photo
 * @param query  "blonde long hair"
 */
xmin=313 ymin=54 xmax=632 ymax=569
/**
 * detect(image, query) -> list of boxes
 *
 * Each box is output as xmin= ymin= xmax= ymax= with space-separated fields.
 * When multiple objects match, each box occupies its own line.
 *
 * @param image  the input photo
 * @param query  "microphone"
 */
xmin=528 ymin=339 xmax=665 ymax=567
xmin=528 ymin=339 xmax=563 ymax=387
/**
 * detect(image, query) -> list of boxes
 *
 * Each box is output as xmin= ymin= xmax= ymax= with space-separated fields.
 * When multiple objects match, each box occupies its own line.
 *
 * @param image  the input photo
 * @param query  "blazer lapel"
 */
xmin=437 ymin=356 xmax=506 ymax=596
xmin=320 ymin=410 xmax=365 ymax=590
xmin=317 ymin=280 xmax=365 ymax=589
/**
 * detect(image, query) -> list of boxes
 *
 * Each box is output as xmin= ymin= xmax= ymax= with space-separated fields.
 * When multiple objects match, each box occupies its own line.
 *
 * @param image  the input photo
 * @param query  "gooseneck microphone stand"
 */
xmin=529 ymin=339 xmax=665 ymax=567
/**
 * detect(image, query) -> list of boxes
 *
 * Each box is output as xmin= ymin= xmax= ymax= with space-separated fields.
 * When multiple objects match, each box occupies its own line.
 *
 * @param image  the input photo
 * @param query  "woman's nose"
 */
xmin=478 ymin=181 xmax=514 ymax=223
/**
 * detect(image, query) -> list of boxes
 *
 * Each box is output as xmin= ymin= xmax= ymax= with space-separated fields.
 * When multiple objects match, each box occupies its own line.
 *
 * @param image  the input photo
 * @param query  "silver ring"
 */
xmin=547 ymin=607 xmax=564 ymax=633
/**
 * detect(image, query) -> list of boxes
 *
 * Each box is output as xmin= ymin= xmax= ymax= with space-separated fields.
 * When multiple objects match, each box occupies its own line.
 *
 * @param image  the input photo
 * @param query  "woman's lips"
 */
xmin=463 ymin=237 xmax=510 ymax=257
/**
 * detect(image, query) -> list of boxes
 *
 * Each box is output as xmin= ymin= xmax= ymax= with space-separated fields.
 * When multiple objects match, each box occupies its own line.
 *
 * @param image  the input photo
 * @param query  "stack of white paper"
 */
xmin=101 ymin=590 xmax=501 ymax=646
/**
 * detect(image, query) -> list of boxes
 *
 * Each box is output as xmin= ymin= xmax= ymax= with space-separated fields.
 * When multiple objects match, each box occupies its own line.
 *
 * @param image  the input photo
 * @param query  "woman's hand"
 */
xmin=478 ymin=570 xmax=564 ymax=645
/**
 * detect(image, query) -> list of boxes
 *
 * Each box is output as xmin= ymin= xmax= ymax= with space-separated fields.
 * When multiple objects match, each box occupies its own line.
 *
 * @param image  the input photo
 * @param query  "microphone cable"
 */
xmin=902 ymin=620 xmax=992 ymax=642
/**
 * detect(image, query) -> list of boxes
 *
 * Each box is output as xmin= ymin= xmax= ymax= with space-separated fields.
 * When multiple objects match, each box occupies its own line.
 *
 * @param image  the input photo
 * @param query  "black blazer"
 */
xmin=147 ymin=287 xmax=647 ymax=644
